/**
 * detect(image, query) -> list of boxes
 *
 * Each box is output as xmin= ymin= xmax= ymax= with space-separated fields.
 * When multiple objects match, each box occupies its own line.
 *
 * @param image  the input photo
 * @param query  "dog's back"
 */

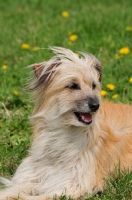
xmin=97 ymin=100 xmax=132 ymax=172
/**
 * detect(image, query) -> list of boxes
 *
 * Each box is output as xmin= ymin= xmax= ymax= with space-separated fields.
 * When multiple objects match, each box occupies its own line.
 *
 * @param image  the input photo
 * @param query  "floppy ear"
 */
xmin=32 ymin=58 xmax=61 ymax=78
xmin=33 ymin=63 xmax=45 ymax=78
xmin=94 ymin=64 xmax=102 ymax=82
xmin=30 ymin=59 xmax=61 ymax=90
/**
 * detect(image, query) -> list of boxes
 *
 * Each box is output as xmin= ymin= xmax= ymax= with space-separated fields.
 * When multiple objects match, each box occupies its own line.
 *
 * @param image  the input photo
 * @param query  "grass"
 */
xmin=0 ymin=0 xmax=132 ymax=199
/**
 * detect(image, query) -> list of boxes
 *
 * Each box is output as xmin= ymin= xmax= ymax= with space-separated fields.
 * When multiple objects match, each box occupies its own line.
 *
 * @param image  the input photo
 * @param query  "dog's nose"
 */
xmin=88 ymin=97 xmax=100 ymax=112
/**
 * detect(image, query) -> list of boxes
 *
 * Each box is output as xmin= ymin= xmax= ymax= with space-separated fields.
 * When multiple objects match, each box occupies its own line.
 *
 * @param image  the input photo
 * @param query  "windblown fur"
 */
xmin=0 ymin=47 xmax=132 ymax=200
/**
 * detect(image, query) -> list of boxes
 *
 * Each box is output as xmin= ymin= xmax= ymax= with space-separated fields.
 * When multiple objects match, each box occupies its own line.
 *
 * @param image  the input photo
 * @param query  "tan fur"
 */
xmin=0 ymin=47 xmax=132 ymax=200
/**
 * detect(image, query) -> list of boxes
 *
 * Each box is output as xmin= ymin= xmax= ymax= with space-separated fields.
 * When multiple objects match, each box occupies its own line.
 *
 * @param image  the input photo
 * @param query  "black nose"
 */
xmin=88 ymin=97 xmax=100 ymax=112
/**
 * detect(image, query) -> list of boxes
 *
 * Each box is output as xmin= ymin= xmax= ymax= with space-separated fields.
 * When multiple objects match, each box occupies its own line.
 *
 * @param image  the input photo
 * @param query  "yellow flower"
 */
xmin=107 ymin=84 xmax=115 ymax=90
xmin=32 ymin=46 xmax=39 ymax=51
xmin=21 ymin=43 xmax=30 ymax=49
xmin=101 ymin=90 xmax=107 ymax=97
xmin=13 ymin=90 xmax=19 ymax=95
xmin=129 ymin=77 xmax=132 ymax=83
xmin=0 ymin=122 xmax=2 ymax=127
xmin=69 ymin=34 xmax=78 ymax=42
xmin=112 ymin=94 xmax=118 ymax=99
xmin=119 ymin=47 xmax=130 ymax=55
xmin=62 ymin=11 xmax=69 ymax=18
xmin=126 ymin=26 xmax=132 ymax=31
xmin=2 ymin=65 xmax=8 ymax=70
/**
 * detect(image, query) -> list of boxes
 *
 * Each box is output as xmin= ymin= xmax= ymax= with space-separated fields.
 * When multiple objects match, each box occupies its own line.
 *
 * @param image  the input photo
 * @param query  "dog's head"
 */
xmin=30 ymin=47 xmax=102 ymax=127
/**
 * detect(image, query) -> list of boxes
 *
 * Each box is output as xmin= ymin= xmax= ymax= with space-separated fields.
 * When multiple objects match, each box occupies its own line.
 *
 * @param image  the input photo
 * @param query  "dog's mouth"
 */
xmin=74 ymin=112 xmax=92 ymax=125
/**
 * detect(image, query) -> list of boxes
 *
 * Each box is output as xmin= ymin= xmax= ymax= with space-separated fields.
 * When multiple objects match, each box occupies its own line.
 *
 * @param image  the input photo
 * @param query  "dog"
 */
xmin=0 ymin=47 xmax=132 ymax=200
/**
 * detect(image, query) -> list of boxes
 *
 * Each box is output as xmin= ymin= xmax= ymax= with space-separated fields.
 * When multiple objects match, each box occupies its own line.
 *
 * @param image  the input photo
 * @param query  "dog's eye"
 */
xmin=67 ymin=83 xmax=80 ymax=90
xmin=92 ymin=83 xmax=96 ymax=89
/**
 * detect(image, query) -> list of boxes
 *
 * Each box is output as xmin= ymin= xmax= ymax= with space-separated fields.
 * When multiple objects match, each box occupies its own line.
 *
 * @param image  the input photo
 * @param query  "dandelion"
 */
xmin=13 ymin=90 xmax=19 ymax=96
xmin=126 ymin=26 xmax=132 ymax=31
xmin=69 ymin=34 xmax=78 ymax=42
xmin=119 ymin=47 xmax=130 ymax=55
xmin=62 ymin=11 xmax=69 ymax=18
xmin=107 ymin=84 xmax=115 ymax=91
xmin=101 ymin=90 xmax=107 ymax=97
xmin=21 ymin=43 xmax=30 ymax=49
xmin=32 ymin=46 xmax=39 ymax=51
xmin=2 ymin=65 xmax=8 ymax=70
xmin=112 ymin=94 xmax=118 ymax=99
xmin=129 ymin=77 xmax=132 ymax=83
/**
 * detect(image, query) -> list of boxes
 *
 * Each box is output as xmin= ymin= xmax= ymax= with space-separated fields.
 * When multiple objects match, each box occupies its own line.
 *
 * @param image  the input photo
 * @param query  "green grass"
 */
xmin=0 ymin=0 xmax=132 ymax=199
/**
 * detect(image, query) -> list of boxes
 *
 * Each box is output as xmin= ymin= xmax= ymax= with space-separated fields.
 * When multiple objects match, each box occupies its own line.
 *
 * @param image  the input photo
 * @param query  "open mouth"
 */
xmin=74 ymin=112 xmax=92 ymax=125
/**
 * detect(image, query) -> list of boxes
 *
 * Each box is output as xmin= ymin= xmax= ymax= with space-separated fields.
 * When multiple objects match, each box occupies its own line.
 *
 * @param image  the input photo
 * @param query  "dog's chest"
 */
xmin=32 ymin=128 xmax=99 ymax=195
xmin=38 ymin=148 xmax=97 ymax=196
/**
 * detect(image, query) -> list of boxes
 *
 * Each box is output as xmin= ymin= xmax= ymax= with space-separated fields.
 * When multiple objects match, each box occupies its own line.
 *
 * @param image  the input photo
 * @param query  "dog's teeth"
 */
xmin=82 ymin=116 xmax=85 ymax=121
xmin=82 ymin=115 xmax=88 ymax=122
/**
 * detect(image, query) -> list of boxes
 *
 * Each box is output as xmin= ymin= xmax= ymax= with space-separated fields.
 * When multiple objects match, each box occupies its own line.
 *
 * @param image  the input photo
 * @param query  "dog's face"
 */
xmin=31 ymin=47 xmax=102 ymax=127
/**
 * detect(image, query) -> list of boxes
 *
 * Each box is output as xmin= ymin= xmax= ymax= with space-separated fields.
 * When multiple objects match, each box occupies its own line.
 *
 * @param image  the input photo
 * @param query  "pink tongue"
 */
xmin=80 ymin=113 xmax=92 ymax=122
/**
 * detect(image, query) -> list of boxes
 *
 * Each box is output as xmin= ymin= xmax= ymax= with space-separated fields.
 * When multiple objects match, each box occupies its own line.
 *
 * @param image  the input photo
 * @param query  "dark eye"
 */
xmin=67 ymin=83 xmax=80 ymax=90
xmin=92 ymin=82 xmax=96 ymax=89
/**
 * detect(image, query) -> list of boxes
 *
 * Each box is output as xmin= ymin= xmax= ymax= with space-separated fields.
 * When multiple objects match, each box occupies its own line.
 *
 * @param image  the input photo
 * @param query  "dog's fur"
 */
xmin=0 ymin=47 xmax=132 ymax=200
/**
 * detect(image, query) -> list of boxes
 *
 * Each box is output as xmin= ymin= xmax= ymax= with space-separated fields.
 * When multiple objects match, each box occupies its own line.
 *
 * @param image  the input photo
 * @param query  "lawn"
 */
xmin=0 ymin=0 xmax=132 ymax=199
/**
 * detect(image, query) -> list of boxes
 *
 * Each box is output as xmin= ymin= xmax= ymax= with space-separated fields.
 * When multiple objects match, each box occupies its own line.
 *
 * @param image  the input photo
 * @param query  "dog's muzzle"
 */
xmin=74 ymin=97 xmax=100 ymax=125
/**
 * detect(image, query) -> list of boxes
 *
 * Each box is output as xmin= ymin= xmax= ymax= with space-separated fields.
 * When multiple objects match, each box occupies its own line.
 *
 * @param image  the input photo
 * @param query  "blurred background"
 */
xmin=0 ymin=0 xmax=132 ymax=104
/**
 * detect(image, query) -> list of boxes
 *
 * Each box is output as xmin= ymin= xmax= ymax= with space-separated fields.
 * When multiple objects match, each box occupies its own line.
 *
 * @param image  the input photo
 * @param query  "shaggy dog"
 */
xmin=0 ymin=47 xmax=132 ymax=200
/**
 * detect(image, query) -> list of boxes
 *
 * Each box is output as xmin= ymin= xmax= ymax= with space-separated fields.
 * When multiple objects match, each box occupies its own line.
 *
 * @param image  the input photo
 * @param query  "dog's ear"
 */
xmin=32 ymin=58 xmax=61 ymax=79
xmin=33 ymin=62 xmax=57 ymax=78
xmin=94 ymin=64 xmax=102 ymax=82
xmin=33 ymin=63 xmax=45 ymax=78
xmin=30 ymin=59 xmax=61 ymax=90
